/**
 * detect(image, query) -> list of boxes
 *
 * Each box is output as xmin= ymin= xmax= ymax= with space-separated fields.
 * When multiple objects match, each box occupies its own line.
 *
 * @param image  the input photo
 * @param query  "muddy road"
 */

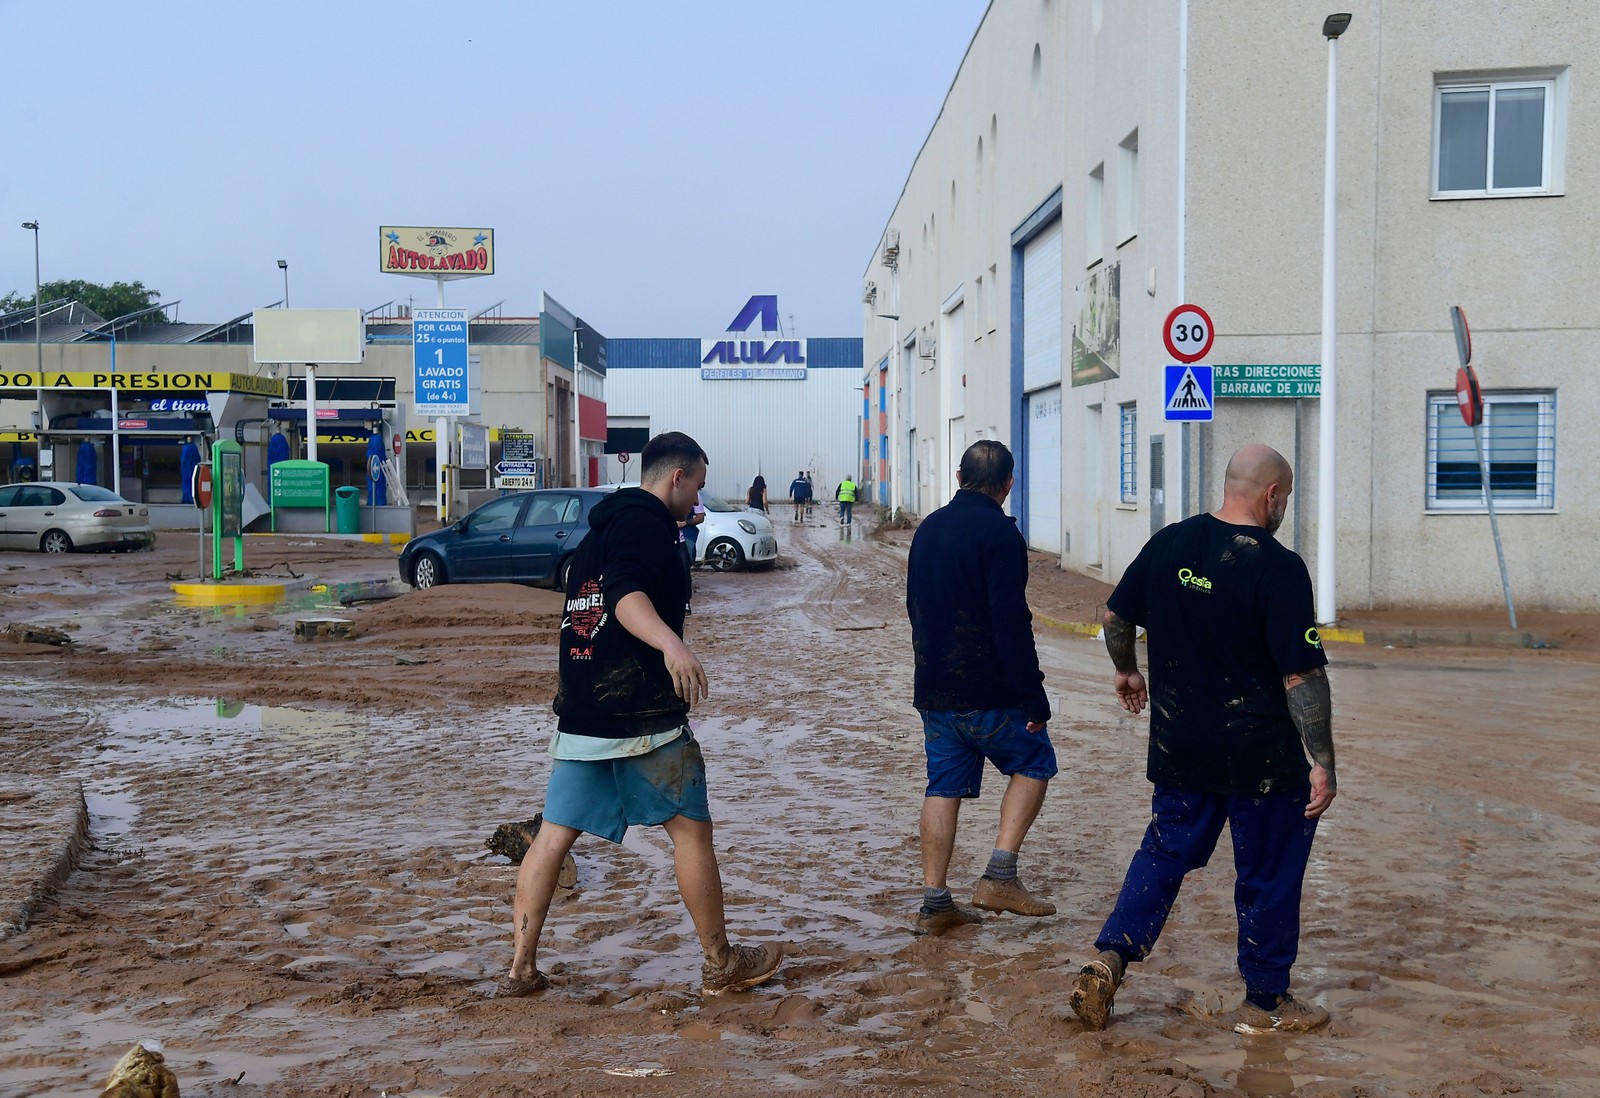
xmin=1 ymin=522 xmax=1597 ymax=1096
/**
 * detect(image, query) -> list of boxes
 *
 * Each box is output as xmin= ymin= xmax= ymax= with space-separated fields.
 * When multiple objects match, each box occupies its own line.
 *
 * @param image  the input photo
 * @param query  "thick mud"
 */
xmin=1 ymin=523 xmax=1597 ymax=1096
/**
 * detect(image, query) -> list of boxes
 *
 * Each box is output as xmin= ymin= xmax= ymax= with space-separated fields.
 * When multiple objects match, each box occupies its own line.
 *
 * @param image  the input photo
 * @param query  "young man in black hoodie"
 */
xmin=502 ymin=431 xmax=784 ymax=997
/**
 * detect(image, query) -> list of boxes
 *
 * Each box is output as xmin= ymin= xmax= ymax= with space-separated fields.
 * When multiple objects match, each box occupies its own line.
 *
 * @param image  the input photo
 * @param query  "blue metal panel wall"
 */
xmin=540 ymin=313 xmax=575 ymax=367
xmin=805 ymin=338 xmax=864 ymax=370
xmin=608 ymin=339 xmax=701 ymax=369
xmin=609 ymin=337 xmax=860 ymax=370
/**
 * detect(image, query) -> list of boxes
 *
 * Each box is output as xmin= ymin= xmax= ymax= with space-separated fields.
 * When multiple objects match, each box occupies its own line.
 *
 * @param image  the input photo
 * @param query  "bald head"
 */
xmin=1223 ymin=445 xmax=1292 ymax=500
xmin=1217 ymin=445 xmax=1293 ymax=534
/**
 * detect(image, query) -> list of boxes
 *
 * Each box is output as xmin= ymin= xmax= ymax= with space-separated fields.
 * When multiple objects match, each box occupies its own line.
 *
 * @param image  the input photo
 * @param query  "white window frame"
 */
xmin=1432 ymin=71 xmax=1567 ymax=199
xmin=1118 ymin=401 xmax=1138 ymax=504
xmin=1425 ymin=390 xmax=1556 ymax=513
xmin=1117 ymin=130 xmax=1139 ymax=245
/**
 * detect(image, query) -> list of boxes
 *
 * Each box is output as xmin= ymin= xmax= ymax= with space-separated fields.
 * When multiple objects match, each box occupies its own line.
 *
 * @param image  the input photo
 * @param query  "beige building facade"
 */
xmin=864 ymin=0 xmax=1599 ymax=612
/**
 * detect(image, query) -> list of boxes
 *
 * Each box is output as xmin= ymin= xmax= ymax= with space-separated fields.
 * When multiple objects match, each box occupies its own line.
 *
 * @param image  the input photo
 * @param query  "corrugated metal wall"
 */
xmin=603 ymin=338 xmax=863 ymax=502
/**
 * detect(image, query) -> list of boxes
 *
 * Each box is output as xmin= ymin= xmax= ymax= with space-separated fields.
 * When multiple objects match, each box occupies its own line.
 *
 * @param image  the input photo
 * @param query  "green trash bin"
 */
xmin=334 ymin=485 xmax=361 ymax=534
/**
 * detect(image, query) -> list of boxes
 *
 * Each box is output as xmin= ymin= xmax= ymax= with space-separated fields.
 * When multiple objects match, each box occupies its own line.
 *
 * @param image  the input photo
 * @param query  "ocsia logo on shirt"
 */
xmin=1177 ymin=567 xmax=1213 ymax=592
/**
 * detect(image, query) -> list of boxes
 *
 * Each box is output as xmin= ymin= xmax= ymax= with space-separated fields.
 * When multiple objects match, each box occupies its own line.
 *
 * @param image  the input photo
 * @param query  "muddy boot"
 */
xmin=1069 ymin=949 xmax=1125 ymax=1030
xmin=1234 ymin=993 xmax=1329 ymax=1034
xmin=972 ymin=875 xmax=1057 ymax=916
xmin=914 ymin=903 xmax=984 ymax=935
xmin=701 ymin=942 xmax=785 ymax=996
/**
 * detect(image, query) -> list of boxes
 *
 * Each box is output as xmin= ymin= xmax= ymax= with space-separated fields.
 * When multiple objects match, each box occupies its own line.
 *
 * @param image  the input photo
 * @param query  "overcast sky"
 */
xmin=3 ymin=1 xmax=987 ymax=338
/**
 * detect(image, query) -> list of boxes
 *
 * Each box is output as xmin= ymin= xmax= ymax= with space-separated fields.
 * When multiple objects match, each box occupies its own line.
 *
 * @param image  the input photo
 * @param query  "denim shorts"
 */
xmin=921 ymin=708 xmax=1058 ymax=798
xmin=543 ymin=729 xmax=711 ymax=843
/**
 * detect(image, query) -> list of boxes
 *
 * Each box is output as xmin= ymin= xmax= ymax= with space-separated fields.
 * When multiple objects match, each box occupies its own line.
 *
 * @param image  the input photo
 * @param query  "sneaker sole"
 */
xmin=701 ymin=956 xmax=783 ymax=996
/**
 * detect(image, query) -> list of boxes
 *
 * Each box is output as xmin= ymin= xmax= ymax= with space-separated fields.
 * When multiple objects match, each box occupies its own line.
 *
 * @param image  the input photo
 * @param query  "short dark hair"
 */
xmin=640 ymin=431 xmax=708 ymax=482
xmin=958 ymin=439 xmax=1014 ymax=494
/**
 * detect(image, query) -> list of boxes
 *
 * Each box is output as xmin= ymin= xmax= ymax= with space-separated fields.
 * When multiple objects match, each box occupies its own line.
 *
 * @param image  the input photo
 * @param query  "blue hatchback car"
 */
xmin=399 ymin=486 xmax=619 ymax=591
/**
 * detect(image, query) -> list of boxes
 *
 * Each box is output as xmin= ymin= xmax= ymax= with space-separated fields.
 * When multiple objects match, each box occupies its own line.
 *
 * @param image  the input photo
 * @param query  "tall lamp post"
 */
xmin=21 ymin=222 xmax=44 ymax=464
xmin=277 ymin=259 xmax=289 ymax=308
xmin=81 ymin=328 xmax=122 ymax=497
xmin=1315 ymin=13 xmax=1352 ymax=626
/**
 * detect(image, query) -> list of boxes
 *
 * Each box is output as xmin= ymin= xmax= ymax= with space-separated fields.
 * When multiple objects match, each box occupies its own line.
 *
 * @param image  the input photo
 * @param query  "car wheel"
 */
xmin=40 ymin=529 xmax=73 ymax=554
xmin=706 ymin=538 xmax=745 ymax=572
xmin=411 ymin=551 xmax=446 ymax=589
xmin=555 ymin=554 xmax=573 ymax=592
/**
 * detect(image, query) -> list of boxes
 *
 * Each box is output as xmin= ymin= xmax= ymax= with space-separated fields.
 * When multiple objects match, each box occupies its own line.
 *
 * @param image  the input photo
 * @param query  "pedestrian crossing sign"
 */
xmin=1164 ymin=364 xmax=1214 ymax=421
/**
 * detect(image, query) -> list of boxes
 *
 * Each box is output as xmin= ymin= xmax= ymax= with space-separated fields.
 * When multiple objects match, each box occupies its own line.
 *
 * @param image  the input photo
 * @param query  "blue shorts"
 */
xmin=921 ymin=708 xmax=1058 ymax=798
xmin=543 ymin=730 xmax=711 ymax=844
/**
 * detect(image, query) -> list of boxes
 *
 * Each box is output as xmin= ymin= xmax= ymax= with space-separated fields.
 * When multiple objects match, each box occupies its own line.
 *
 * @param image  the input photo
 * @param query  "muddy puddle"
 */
xmin=2 ymin=523 xmax=1598 ymax=1095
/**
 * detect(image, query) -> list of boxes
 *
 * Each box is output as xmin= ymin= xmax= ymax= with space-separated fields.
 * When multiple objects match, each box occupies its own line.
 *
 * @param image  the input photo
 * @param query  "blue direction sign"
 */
xmin=1163 ymin=364 xmax=1214 ymax=421
xmin=413 ymin=308 xmax=469 ymax=416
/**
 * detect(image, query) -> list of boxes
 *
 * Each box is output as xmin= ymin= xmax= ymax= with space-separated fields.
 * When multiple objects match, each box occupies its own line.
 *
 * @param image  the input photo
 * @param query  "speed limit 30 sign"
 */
xmin=1163 ymin=304 xmax=1215 ymax=363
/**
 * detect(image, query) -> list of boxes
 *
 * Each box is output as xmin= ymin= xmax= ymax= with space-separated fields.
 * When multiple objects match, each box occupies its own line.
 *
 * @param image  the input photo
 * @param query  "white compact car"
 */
xmin=0 ymin=481 xmax=155 ymax=553
xmin=693 ymin=491 xmax=778 ymax=571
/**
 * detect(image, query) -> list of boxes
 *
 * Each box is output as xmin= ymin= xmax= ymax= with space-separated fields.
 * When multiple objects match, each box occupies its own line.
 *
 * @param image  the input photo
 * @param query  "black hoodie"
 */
xmin=553 ymin=487 xmax=689 ymax=737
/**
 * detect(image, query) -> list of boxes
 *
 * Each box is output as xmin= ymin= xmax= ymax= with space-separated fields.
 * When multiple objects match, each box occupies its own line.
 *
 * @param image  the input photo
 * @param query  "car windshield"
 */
xmin=699 ymin=493 xmax=743 ymax=513
xmin=69 ymin=485 xmax=124 ymax=502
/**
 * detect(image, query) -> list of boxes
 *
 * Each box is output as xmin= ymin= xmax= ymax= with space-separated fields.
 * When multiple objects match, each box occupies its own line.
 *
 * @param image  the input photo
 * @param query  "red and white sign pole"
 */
xmin=1451 ymin=306 xmax=1517 ymax=631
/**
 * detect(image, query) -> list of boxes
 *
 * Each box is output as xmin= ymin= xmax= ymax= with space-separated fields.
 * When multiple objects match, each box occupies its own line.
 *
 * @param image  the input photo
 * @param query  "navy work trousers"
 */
xmin=1095 ymin=784 xmax=1319 ymax=998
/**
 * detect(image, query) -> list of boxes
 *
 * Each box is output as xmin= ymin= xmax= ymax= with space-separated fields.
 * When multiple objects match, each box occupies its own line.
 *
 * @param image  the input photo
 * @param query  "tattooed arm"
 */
xmin=1103 ymin=609 xmax=1148 ymax=715
xmin=1284 ymin=666 xmax=1336 ymax=818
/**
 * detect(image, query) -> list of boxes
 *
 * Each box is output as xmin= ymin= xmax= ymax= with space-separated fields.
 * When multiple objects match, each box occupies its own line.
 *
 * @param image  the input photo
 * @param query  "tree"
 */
xmin=0 ymin=279 xmax=167 ymax=322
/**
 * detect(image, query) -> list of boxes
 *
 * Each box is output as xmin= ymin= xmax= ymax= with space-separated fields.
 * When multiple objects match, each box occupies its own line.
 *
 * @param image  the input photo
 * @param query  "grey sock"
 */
xmin=984 ymin=848 xmax=1019 ymax=881
xmin=922 ymin=886 xmax=954 ymax=912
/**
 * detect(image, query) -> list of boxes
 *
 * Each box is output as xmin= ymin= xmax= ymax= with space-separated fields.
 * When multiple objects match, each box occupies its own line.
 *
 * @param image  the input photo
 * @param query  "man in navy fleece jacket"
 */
xmin=906 ymin=440 xmax=1057 ymax=934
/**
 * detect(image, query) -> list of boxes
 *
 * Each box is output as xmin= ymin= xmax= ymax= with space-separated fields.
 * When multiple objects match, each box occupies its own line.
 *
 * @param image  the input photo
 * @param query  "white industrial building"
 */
xmin=863 ymin=0 xmax=1599 ymax=612
xmin=603 ymin=296 xmax=863 ymax=505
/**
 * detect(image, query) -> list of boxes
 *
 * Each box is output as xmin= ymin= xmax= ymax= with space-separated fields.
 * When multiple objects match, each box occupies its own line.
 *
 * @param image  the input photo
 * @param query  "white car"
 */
xmin=693 ymin=491 xmax=778 ymax=571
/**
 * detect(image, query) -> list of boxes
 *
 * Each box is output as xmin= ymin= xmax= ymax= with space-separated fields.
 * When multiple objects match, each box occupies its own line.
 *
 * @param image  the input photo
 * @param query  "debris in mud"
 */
xmin=99 ymin=1041 xmax=180 ymax=1097
xmin=395 ymin=654 xmax=431 ymax=665
xmin=486 ymin=815 xmax=578 ymax=887
xmin=2 ymin=623 xmax=72 ymax=647
xmin=293 ymin=617 xmax=354 ymax=641
xmin=604 ymin=1066 xmax=675 ymax=1078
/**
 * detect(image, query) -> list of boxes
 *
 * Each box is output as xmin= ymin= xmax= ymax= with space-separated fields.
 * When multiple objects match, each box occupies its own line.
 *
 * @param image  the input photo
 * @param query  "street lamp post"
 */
xmin=21 ymin=222 xmax=44 ymax=469
xmin=277 ymin=259 xmax=289 ymax=308
xmin=81 ymin=329 xmax=122 ymax=497
xmin=20 ymin=222 xmax=42 ymax=375
xmin=1315 ymin=13 xmax=1352 ymax=626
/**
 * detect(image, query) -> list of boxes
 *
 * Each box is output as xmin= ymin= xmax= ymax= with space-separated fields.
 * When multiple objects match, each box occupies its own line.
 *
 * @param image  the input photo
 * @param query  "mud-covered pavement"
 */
xmin=2 ymin=523 xmax=1598 ymax=1097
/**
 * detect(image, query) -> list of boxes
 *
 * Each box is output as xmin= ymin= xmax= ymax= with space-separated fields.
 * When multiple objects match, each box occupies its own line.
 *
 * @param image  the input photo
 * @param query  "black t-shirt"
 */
xmin=1107 ymin=513 xmax=1328 ymax=796
xmin=553 ymin=488 xmax=689 ymax=737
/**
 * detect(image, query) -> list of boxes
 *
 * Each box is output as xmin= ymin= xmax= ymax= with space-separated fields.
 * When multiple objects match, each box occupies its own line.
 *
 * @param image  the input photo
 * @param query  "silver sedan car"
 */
xmin=0 ymin=481 xmax=155 ymax=553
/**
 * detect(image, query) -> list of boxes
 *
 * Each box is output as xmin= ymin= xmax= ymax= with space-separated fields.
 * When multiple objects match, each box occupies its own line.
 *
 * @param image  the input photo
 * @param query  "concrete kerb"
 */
xmin=0 ymin=779 xmax=89 ymax=941
xmin=1031 ymin=611 xmax=1549 ymax=650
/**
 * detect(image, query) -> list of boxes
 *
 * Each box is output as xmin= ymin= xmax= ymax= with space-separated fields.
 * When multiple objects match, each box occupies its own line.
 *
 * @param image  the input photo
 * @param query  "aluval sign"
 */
xmin=701 ymin=294 xmax=807 ymax=380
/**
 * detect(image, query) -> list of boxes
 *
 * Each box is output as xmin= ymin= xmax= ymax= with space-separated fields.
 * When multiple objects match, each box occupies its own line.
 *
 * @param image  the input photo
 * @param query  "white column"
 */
xmin=110 ymin=384 xmax=122 ymax=497
xmin=305 ymin=363 xmax=319 ymax=465
xmin=1315 ymin=33 xmax=1340 ymax=625
xmin=436 ymin=416 xmax=449 ymax=521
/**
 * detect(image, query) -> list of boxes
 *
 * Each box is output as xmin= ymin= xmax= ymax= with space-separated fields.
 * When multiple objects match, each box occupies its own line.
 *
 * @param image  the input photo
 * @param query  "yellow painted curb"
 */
xmin=1034 ymin=612 xmax=1103 ymax=638
xmin=1320 ymin=627 xmax=1365 ymax=645
xmin=171 ymin=581 xmax=286 ymax=605
xmin=359 ymin=533 xmax=410 ymax=545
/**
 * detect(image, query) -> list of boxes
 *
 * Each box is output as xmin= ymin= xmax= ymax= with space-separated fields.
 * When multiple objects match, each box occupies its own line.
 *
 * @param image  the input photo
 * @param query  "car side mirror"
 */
xmin=453 ymin=518 xmax=467 ymax=533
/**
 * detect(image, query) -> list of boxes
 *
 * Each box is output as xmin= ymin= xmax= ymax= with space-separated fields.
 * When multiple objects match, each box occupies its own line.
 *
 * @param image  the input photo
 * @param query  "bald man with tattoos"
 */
xmin=1069 ymin=444 xmax=1337 ymax=1035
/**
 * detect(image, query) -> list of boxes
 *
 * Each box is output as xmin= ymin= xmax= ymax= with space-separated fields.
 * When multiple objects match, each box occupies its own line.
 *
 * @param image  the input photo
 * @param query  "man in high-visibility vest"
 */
xmin=835 ymin=475 xmax=858 ymax=526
